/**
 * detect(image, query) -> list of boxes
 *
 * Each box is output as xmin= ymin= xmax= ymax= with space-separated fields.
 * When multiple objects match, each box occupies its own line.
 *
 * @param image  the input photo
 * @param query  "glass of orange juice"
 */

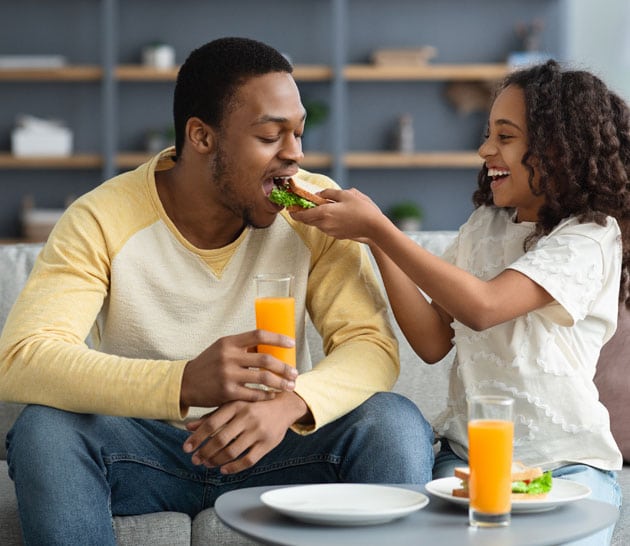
xmin=467 ymin=395 xmax=514 ymax=528
xmin=254 ymin=273 xmax=296 ymax=367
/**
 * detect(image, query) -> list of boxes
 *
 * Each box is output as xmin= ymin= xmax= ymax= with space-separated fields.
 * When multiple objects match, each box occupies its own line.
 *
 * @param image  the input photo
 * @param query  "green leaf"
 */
xmin=269 ymin=187 xmax=316 ymax=209
xmin=512 ymin=471 xmax=552 ymax=494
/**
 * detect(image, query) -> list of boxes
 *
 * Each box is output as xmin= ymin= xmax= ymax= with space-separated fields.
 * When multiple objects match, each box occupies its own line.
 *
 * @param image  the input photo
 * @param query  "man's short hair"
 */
xmin=173 ymin=37 xmax=293 ymax=156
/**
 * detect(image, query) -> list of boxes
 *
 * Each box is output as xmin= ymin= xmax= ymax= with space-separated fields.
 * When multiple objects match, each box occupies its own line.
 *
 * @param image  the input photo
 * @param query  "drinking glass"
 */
xmin=254 ymin=273 xmax=296 ymax=367
xmin=467 ymin=395 xmax=514 ymax=528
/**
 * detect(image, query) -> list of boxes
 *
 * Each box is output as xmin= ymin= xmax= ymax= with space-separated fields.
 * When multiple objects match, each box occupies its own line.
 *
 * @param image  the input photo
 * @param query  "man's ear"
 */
xmin=185 ymin=117 xmax=216 ymax=154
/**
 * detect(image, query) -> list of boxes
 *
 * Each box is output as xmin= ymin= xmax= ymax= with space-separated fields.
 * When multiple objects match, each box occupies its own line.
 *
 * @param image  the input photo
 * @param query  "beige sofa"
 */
xmin=0 ymin=233 xmax=627 ymax=545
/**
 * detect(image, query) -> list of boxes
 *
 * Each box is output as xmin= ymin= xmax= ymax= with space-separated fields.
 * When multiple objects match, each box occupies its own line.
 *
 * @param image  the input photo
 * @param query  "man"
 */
xmin=0 ymin=37 xmax=433 ymax=545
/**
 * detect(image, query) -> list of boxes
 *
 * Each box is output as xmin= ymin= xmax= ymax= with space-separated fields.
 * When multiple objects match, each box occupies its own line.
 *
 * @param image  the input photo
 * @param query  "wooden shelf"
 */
xmin=0 ymin=152 xmax=482 ymax=170
xmin=116 ymin=63 xmax=507 ymax=82
xmin=292 ymin=65 xmax=333 ymax=81
xmin=0 ymin=63 xmax=508 ymax=83
xmin=0 ymin=63 xmax=505 ymax=84
xmin=116 ymin=152 xmax=155 ymax=168
xmin=116 ymin=151 xmax=333 ymax=170
xmin=344 ymin=63 xmax=509 ymax=81
xmin=115 ymin=65 xmax=178 ymax=81
xmin=300 ymin=152 xmax=333 ymax=168
xmin=0 ymin=66 xmax=102 ymax=81
xmin=0 ymin=153 xmax=102 ymax=169
xmin=115 ymin=64 xmax=332 ymax=82
xmin=0 ymin=64 xmax=333 ymax=83
xmin=344 ymin=151 xmax=483 ymax=169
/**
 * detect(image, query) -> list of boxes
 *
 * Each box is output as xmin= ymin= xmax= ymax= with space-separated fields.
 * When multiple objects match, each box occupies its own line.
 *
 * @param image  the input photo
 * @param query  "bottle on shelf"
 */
xmin=395 ymin=114 xmax=415 ymax=154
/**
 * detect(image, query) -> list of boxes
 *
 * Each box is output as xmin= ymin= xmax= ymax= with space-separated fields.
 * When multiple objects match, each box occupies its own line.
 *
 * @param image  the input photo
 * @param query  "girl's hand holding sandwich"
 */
xmin=290 ymin=187 xmax=390 ymax=245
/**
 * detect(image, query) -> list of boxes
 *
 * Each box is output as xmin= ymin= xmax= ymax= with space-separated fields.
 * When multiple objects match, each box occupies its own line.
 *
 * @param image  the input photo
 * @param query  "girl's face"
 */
xmin=478 ymin=84 xmax=545 ymax=222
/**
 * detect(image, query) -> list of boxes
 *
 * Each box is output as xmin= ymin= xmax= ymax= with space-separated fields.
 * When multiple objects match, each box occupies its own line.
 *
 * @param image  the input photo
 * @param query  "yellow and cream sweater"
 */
xmin=0 ymin=152 xmax=398 ymax=433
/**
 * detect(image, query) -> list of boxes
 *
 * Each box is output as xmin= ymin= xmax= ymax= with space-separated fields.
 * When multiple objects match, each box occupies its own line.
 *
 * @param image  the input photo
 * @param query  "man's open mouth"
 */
xmin=273 ymin=176 xmax=291 ymax=189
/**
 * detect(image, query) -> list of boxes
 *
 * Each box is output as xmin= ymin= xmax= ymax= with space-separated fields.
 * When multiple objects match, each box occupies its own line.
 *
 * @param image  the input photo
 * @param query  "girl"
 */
xmin=293 ymin=60 xmax=629 ymax=544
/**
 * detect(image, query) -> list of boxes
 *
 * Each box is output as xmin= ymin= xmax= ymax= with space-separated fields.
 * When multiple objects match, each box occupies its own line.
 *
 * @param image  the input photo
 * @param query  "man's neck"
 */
xmin=155 ymin=166 xmax=245 ymax=250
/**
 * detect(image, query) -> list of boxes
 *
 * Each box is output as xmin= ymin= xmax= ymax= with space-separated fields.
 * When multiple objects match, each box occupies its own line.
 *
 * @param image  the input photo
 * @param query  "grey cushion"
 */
xmin=191 ymin=507 xmax=258 ymax=545
xmin=0 ymin=244 xmax=42 ymax=334
xmin=113 ymin=512 xmax=191 ymax=546
xmin=0 ymin=464 xmax=22 ymax=545
xmin=0 ymin=404 xmax=24 ymax=460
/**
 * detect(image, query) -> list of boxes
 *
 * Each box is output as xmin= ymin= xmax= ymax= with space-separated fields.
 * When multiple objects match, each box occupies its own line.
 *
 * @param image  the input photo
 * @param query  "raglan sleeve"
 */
xmin=0 ymin=195 xmax=187 ymax=421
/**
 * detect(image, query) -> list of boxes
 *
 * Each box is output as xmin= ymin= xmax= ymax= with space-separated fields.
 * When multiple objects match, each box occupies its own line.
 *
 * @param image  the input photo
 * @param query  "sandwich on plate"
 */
xmin=452 ymin=461 xmax=553 ymax=500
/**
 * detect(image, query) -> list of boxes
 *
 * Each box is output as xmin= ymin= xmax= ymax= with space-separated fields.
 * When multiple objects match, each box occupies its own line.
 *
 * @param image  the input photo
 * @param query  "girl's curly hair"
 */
xmin=473 ymin=60 xmax=630 ymax=306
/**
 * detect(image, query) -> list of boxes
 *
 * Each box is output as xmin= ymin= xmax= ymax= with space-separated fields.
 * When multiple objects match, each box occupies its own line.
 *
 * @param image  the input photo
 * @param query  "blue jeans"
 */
xmin=7 ymin=392 xmax=434 ymax=545
xmin=434 ymin=440 xmax=622 ymax=546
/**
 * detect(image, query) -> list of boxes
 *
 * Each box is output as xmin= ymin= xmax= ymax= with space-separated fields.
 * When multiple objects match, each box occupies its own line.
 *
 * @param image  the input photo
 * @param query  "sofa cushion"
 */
xmin=0 ymin=403 xmax=24 ymax=460
xmin=594 ymin=304 xmax=630 ymax=462
xmin=113 ymin=512 xmax=191 ymax=546
xmin=0 ymin=243 xmax=42 ymax=333
xmin=192 ymin=507 xmax=258 ymax=545
xmin=0 ymin=463 xmax=22 ymax=545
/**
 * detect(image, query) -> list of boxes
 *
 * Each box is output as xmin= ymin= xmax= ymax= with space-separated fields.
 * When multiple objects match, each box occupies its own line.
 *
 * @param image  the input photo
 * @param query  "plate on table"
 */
xmin=260 ymin=483 xmax=429 ymax=526
xmin=425 ymin=477 xmax=591 ymax=513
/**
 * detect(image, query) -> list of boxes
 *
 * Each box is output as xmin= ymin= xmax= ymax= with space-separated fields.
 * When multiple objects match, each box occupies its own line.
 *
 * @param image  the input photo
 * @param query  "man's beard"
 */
xmin=211 ymin=145 xmax=262 ymax=228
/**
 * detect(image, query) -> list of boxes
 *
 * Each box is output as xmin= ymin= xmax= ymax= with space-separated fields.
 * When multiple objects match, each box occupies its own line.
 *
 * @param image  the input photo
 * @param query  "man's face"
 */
xmin=210 ymin=72 xmax=306 ymax=229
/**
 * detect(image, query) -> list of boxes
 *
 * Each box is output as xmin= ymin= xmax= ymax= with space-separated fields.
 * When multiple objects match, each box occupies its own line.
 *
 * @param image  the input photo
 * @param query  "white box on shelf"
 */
xmin=0 ymin=55 xmax=67 ymax=69
xmin=11 ymin=116 xmax=73 ymax=157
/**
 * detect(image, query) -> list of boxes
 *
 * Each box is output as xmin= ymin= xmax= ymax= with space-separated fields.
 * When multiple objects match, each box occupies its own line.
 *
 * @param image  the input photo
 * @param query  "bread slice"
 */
xmin=287 ymin=178 xmax=328 ymax=206
xmin=510 ymin=460 xmax=543 ymax=482
xmin=452 ymin=466 xmax=470 ymax=498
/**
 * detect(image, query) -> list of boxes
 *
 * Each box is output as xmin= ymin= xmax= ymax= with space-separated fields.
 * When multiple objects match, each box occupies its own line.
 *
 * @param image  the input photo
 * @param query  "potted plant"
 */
xmin=302 ymin=99 xmax=329 ymax=151
xmin=388 ymin=201 xmax=424 ymax=231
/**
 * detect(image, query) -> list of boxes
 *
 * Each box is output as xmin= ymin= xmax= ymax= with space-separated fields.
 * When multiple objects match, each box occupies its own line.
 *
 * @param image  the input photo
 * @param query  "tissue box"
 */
xmin=11 ymin=122 xmax=73 ymax=157
xmin=371 ymin=47 xmax=437 ymax=66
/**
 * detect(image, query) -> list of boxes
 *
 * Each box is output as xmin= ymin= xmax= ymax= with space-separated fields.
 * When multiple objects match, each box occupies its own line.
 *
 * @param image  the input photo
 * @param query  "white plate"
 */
xmin=425 ymin=477 xmax=591 ymax=513
xmin=260 ymin=483 xmax=429 ymax=526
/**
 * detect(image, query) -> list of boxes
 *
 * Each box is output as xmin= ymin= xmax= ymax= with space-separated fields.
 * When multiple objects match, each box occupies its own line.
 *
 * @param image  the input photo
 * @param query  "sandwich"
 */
xmin=452 ymin=461 xmax=553 ymax=500
xmin=268 ymin=178 xmax=329 ymax=211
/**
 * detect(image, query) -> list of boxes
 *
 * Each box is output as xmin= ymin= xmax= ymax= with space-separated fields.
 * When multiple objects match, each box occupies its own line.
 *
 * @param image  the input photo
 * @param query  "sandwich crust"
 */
xmin=285 ymin=178 xmax=328 ymax=211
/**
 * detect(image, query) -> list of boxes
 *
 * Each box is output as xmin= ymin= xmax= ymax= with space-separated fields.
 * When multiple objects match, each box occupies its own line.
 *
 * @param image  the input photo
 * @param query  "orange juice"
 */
xmin=468 ymin=419 xmax=514 ymax=514
xmin=255 ymin=296 xmax=296 ymax=367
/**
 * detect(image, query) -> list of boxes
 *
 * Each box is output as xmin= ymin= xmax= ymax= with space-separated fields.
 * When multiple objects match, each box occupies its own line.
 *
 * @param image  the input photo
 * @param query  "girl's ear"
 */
xmin=185 ymin=117 xmax=216 ymax=154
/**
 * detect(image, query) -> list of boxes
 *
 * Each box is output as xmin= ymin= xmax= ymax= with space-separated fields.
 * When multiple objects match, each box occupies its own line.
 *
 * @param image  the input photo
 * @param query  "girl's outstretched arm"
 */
xmin=369 ymin=244 xmax=454 ymax=363
xmin=367 ymin=218 xmax=553 ymax=331
xmin=293 ymin=188 xmax=553 ymax=331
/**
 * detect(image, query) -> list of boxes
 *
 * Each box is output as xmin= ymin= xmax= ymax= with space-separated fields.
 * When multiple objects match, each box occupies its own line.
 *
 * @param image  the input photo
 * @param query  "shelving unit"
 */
xmin=0 ymin=62 xmax=504 ymax=172
xmin=0 ymin=0 xmax=563 ymax=239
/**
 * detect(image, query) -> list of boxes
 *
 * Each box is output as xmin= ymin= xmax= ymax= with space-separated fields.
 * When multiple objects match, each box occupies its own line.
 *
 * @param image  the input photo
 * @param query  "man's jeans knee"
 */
xmin=336 ymin=392 xmax=434 ymax=484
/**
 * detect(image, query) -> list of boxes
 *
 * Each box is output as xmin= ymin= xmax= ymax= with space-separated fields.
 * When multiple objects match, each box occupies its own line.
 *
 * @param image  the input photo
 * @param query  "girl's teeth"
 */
xmin=488 ymin=168 xmax=509 ymax=178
